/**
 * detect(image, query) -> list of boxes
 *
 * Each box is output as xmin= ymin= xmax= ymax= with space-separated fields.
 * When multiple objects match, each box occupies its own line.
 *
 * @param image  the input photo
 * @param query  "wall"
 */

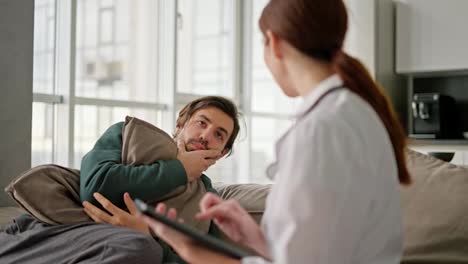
xmin=345 ymin=0 xmax=376 ymax=76
xmin=0 ymin=0 xmax=34 ymax=206
xmin=344 ymin=0 xmax=407 ymax=129
xmin=375 ymin=0 xmax=407 ymax=128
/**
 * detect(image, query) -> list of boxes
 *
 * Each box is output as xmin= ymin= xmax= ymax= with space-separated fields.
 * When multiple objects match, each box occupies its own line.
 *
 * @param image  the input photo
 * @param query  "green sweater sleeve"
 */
xmin=80 ymin=122 xmax=188 ymax=209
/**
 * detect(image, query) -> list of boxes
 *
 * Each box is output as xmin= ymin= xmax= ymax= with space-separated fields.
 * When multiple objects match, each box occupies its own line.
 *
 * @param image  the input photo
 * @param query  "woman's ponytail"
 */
xmin=334 ymin=51 xmax=411 ymax=185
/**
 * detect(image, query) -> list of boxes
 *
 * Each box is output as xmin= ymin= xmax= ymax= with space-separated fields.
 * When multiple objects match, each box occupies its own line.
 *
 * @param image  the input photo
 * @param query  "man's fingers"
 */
xmin=204 ymin=158 xmax=216 ymax=167
xmin=83 ymin=201 xmax=115 ymax=225
xmin=140 ymin=214 xmax=166 ymax=238
xmin=124 ymin=192 xmax=138 ymax=215
xmin=140 ymin=214 xmax=158 ymax=230
xmin=197 ymin=149 xmax=221 ymax=159
xmin=84 ymin=207 xmax=110 ymax=224
xmin=84 ymin=207 xmax=103 ymax=223
xmin=93 ymin=192 xmax=123 ymax=216
xmin=153 ymin=204 xmax=180 ymax=225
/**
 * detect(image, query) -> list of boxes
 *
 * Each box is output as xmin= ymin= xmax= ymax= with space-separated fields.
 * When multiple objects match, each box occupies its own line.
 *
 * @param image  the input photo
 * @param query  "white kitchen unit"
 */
xmin=410 ymin=143 xmax=468 ymax=166
xmin=396 ymin=0 xmax=468 ymax=73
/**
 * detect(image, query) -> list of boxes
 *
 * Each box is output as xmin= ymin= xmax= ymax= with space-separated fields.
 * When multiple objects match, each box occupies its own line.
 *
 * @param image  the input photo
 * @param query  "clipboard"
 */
xmin=134 ymin=198 xmax=256 ymax=259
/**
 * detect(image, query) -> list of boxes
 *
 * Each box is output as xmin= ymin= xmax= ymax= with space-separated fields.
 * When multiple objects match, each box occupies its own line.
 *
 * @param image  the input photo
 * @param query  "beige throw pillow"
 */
xmin=5 ymin=165 xmax=91 ymax=225
xmin=122 ymin=116 xmax=211 ymax=233
xmin=402 ymin=149 xmax=468 ymax=263
xmin=122 ymin=116 xmax=177 ymax=165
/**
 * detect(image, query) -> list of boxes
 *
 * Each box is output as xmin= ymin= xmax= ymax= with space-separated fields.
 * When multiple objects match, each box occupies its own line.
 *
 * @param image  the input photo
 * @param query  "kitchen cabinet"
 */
xmin=396 ymin=0 xmax=468 ymax=73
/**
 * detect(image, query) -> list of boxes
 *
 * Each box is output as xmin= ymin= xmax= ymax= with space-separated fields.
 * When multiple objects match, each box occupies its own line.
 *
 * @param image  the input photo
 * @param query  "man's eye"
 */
xmin=215 ymin=131 xmax=224 ymax=140
xmin=197 ymin=121 xmax=205 ymax=126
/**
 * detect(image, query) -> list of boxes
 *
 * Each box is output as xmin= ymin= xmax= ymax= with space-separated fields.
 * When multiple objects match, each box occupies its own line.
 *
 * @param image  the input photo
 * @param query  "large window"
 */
xmin=176 ymin=0 xmax=234 ymax=97
xmin=32 ymin=0 xmax=56 ymax=166
xmin=33 ymin=0 xmax=173 ymax=168
xmin=251 ymin=0 xmax=300 ymax=115
xmin=247 ymin=0 xmax=299 ymax=183
xmin=34 ymin=0 xmax=56 ymax=94
xmin=73 ymin=0 xmax=168 ymax=166
xmin=32 ymin=0 xmax=298 ymax=183
xmin=75 ymin=0 xmax=160 ymax=102
xmin=32 ymin=102 xmax=54 ymax=165
xmin=74 ymin=106 xmax=162 ymax=165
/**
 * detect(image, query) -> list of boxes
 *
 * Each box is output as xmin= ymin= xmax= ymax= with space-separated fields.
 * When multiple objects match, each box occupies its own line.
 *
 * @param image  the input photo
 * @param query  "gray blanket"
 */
xmin=0 ymin=214 xmax=163 ymax=264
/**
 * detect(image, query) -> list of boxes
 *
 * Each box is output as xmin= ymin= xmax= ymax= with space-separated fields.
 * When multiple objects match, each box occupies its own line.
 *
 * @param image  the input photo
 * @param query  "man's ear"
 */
xmin=266 ymin=30 xmax=283 ymax=59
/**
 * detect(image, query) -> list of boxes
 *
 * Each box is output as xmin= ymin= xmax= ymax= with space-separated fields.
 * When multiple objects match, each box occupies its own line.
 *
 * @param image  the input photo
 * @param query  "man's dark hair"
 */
xmin=175 ymin=96 xmax=241 ymax=156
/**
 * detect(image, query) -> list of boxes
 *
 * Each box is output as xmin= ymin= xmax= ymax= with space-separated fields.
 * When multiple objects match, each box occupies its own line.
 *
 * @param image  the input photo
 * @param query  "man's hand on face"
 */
xmin=176 ymin=139 xmax=221 ymax=182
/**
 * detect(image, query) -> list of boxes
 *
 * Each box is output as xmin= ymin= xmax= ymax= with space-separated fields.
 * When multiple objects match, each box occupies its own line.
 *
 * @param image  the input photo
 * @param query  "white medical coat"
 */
xmin=242 ymin=74 xmax=402 ymax=264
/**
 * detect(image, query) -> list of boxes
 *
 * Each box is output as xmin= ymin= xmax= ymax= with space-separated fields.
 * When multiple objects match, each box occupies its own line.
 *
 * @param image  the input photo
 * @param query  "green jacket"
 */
xmin=80 ymin=122 xmax=220 ymax=263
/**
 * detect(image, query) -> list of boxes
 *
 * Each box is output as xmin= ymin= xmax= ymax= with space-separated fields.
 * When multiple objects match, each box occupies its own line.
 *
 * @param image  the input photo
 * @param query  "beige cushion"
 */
xmin=122 ymin=116 xmax=211 ymax=233
xmin=402 ymin=149 xmax=468 ymax=263
xmin=122 ymin=116 xmax=177 ymax=165
xmin=5 ymin=165 xmax=91 ymax=225
xmin=213 ymin=183 xmax=270 ymax=224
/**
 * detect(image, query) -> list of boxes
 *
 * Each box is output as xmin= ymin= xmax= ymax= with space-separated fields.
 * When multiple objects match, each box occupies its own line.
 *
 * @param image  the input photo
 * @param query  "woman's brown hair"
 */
xmin=259 ymin=0 xmax=411 ymax=185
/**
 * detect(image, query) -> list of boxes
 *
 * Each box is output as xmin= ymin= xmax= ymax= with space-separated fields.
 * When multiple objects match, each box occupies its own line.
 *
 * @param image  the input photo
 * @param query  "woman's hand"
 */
xmin=83 ymin=192 xmax=150 ymax=235
xmin=196 ymin=193 xmax=270 ymax=258
xmin=138 ymin=203 xmax=240 ymax=264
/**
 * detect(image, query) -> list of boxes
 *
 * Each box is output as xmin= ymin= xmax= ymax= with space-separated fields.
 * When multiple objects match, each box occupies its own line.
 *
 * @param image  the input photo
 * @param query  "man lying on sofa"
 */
xmin=80 ymin=95 xmax=241 ymax=263
xmin=0 ymin=96 xmax=241 ymax=264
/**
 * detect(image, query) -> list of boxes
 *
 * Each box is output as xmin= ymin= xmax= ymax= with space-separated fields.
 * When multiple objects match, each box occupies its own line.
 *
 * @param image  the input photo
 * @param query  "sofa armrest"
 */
xmin=213 ymin=183 xmax=271 ymax=224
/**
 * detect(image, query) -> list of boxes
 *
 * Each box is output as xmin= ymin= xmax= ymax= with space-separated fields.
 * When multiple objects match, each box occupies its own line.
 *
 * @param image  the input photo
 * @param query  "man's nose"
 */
xmin=199 ymin=129 xmax=213 ymax=142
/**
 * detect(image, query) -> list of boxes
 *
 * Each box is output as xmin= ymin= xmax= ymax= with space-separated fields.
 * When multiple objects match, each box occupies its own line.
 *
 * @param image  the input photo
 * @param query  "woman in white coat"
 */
xmin=140 ymin=0 xmax=411 ymax=263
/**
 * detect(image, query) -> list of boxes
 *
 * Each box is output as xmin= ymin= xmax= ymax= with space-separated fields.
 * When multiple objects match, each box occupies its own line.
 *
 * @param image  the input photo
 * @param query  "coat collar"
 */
xmin=295 ymin=74 xmax=344 ymax=118
xmin=266 ymin=74 xmax=344 ymax=180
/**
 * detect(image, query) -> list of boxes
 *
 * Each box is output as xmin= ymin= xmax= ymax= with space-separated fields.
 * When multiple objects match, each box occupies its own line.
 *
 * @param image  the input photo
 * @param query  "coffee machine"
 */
xmin=411 ymin=93 xmax=461 ymax=139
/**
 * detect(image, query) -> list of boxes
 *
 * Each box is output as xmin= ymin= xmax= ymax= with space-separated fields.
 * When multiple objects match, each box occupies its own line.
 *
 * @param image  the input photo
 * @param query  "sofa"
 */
xmin=1 ymin=149 xmax=468 ymax=263
xmin=0 ymin=207 xmax=25 ymax=231
xmin=0 ymin=183 xmax=269 ymax=231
